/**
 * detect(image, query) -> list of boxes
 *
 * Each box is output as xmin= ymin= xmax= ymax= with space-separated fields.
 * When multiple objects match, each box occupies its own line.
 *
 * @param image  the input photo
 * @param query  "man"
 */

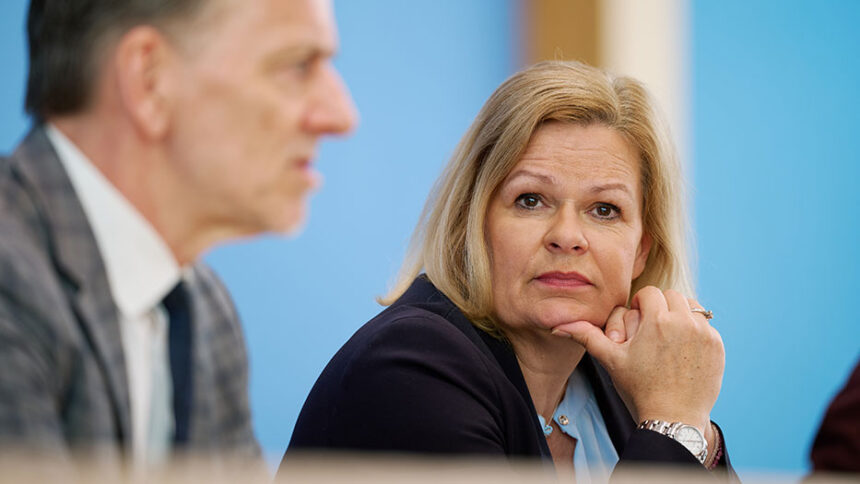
xmin=0 ymin=0 xmax=355 ymax=465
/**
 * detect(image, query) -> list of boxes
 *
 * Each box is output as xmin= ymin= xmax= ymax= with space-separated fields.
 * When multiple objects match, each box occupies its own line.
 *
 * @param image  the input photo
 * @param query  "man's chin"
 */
xmin=270 ymin=205 xmax=308 ymax=238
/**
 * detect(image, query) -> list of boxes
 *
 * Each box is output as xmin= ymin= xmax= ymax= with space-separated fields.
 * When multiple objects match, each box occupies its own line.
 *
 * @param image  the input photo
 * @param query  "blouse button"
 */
xmin=559 ymin=415 xmax=569 ymax=426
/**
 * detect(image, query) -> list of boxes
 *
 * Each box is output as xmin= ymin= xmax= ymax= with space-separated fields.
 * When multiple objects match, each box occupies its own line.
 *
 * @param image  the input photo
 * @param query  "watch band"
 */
xmin=638 ymin=420 xmax=708 ymax=464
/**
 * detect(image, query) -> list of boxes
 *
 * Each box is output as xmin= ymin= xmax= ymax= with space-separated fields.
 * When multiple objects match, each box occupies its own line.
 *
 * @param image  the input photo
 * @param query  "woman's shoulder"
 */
xmin=289 ymin=279 xmax=518 ymax=454
xmin=345 ymin=276 xmax=488 ymax=357
xmin=340 ymin=294 xmax=490 ymax=374
xmin=301 ymin=276 xmax=513 ymax=406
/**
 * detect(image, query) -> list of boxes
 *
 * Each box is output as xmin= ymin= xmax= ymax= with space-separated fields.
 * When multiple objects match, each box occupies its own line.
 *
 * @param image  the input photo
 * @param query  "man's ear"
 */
xmin=632 ymin=230 xmax=652 ymax=279
xmin=112 ymin=26 xmax=175 ymax=140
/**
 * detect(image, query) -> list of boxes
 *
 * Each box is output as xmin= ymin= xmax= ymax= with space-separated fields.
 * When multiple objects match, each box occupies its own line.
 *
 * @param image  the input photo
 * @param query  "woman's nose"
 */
xmin=544 ymin=206 xmax=588 ymax=254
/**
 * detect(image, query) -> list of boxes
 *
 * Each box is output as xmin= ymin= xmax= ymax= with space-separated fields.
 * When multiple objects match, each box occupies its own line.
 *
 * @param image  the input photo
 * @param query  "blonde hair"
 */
xmin=382 ymin=61 xmax=693 ymax=333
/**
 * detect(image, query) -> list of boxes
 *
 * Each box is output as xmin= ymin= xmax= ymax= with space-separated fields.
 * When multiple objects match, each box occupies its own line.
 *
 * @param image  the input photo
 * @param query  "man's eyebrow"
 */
xmin=266 ymin=44 xmax=333 ymax=64
xmin=504 ymin=169 xmax=558 ymax=186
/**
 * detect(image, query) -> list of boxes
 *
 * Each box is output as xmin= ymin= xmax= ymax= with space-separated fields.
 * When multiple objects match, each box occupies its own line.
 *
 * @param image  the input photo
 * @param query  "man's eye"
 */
xmin=295 ymin=59 xmax=314 ymax=75
xmin=274 ymin=57 xmax=317 ymax=82
xmin=515 ymin=193 xmax=543 ymax=209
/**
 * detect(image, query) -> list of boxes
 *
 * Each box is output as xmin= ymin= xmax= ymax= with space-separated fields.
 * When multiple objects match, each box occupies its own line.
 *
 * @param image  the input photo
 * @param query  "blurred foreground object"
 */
xmin=0 ymin=452 xmax=856 ymax=483
xmin=810 ymin=358 xmax=860 ymax=473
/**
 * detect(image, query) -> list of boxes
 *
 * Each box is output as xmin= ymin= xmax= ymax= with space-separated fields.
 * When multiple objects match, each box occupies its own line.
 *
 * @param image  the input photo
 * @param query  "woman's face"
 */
xmin=485 ymin=122 xmax=651 ymax=335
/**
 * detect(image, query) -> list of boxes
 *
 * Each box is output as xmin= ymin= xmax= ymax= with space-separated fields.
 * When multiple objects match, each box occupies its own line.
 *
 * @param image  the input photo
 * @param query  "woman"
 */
xmin=285 ymin=61 xmax=733 ymax=481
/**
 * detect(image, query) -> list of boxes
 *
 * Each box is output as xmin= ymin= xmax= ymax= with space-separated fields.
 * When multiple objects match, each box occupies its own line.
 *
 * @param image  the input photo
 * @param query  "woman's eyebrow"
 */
xmin=589 ymin=182 xmax=633 ymax=197
xmin=504 ymin=169 xmax=558 ymax=186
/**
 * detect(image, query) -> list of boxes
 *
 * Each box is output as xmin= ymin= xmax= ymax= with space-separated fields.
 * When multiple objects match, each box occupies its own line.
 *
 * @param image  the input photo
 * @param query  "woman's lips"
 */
xmin=534 ymin=271 xmax=592 ymax=288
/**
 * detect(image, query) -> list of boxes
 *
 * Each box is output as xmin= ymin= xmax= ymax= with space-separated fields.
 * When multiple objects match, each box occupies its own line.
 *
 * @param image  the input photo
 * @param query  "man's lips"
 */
xmin=295 ymin=156 xmax=314 ymax=169
xmin=534 ymin=271 xmax=593 ymax=287
xmin=293 ymin=157 xmax=322 ymax=189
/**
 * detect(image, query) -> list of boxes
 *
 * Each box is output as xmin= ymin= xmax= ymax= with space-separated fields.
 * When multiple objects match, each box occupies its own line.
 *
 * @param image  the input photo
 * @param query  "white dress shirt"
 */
xmin=47 ymin=125 xmax=180 ymax=464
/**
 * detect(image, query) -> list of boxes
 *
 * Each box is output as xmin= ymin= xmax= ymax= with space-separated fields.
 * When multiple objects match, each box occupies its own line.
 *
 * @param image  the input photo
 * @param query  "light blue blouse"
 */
xmin=536 ymin=368 xmax=619 ymax=483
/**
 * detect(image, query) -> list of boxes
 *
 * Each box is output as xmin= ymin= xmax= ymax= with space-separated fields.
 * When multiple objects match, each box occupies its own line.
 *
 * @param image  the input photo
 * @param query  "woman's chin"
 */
xmin=531 ymin=303 xmax=608 ymax=330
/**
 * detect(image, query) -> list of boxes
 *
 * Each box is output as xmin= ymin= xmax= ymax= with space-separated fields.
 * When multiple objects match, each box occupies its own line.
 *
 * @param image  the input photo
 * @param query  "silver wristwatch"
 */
xmin=638 ymin=420 xmax=708 ymax=464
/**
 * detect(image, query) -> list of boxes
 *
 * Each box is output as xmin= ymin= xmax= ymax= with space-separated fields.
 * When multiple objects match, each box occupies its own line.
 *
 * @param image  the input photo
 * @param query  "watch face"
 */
xmin=676 ymin=425 xmax=705 ymax=454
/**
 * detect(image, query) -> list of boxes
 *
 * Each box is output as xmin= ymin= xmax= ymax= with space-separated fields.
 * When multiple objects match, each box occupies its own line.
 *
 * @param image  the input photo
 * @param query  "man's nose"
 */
xmin=304 ymin=63 xmax=358 ymax=135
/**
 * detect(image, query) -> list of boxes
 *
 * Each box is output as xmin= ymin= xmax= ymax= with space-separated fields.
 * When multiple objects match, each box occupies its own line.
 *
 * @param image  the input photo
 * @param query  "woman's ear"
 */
xmin=632 ymin=231 xmax=652 ymax=279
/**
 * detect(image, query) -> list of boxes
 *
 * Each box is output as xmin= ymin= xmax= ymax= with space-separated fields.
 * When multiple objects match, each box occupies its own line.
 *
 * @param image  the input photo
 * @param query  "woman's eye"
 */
xmin=515 ymin=193 xmax=543 ymax=210
xmin=591 ymin=203 xmax=620 ymax=220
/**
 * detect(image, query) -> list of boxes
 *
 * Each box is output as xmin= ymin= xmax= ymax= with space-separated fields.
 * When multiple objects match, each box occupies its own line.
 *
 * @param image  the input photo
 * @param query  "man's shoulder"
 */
xmin=0 ymin=147 xmax=46 ymax=243
xmin=0 ymin=188 xmax=64 ymax=312
xmin=0 ymin=188 xmax=79 ymax=360
xmin=0 ymin=136 xmax=90 ymax=346
xmin=185 ymin=262 xmax=248 ymax=364
xmin=1 ymin=135 xmax=61 ymax=279
xmin=189 ymin=262 xmax=230 ymax=301
xmin=187 ymin=262 xmax=240 ymax=325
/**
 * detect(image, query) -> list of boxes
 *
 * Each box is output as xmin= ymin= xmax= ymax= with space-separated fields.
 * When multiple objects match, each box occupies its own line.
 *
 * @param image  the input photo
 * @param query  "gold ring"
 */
xmin=691 ymin=308 xmax=714 ymax=320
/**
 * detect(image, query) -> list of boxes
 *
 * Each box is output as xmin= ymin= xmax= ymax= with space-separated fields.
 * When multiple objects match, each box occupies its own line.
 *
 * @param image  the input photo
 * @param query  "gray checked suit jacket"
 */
xmin=0 ymin=127 xmax=260 ymax=461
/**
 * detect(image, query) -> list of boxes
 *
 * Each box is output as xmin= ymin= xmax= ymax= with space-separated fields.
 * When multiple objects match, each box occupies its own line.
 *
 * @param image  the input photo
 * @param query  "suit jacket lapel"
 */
xmin=184 ymin=269 xmax=213 ymax=444
xmin=12 ymin=127 xmax=132 ymax=448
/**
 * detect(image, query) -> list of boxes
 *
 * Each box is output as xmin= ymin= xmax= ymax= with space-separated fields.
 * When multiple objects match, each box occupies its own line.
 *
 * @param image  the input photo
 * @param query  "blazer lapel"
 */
xmin=12 ymin=127 xmax=132 ymax=448
xmin=398 ymin=277 xmax=553 ymax=459
xmin=581 ymin=354 xmax=635 ymax=453
xmin=478 ymin=330 xmax=554 ymax=459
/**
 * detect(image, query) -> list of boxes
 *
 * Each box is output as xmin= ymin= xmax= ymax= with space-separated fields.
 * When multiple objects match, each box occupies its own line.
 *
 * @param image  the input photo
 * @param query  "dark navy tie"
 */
xmin=163 ymin=281 xmax=193 ymax=444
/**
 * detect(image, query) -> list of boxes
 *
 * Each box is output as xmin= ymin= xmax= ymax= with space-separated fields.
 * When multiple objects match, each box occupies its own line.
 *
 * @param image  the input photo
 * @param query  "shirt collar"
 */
xmin=47 ymin=124 xmax=181 ymax=318
xmin=557 ymin=366 xmax=592 ymax=420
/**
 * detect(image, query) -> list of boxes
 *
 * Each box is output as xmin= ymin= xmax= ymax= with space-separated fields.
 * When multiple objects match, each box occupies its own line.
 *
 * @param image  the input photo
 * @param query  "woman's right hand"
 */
xmin=552 ymin=286 xmax=725 ymax=436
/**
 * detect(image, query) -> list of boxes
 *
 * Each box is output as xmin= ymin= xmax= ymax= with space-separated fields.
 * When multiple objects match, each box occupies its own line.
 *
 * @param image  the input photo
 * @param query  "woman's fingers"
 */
xmin=596 ymin=286 xmax=724 ymax=430
xmin=664 ymin=289 xmax=693 ymax=319
xmin=630 ymin=285 xmax=669 ymax=322
xmin=605 ymin=306 xmax=628 ymax=343
xmin=687 ymin=297 xmax=712 ymax=325
xmin=555 ymin=285 xmax=724 ymax=430
xmin=623 ymin=309 xmax=640 ymax=339
xmin=552 ymin=321 xmax=621 ymax=368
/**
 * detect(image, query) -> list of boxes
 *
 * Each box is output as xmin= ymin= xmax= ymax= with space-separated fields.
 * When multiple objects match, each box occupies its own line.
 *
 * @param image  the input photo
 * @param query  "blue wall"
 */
xmin=692 ymin=0 xmax=860 ymax=474
xmin=2 ymin=0 xmax=858 ymax=475
xmin=0 ymin=2 xmax=28 ymax=149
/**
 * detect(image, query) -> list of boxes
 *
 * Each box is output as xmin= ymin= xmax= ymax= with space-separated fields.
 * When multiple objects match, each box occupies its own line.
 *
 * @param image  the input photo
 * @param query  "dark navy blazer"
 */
xmin=285 ymin=276 xmax=734 ymax=479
